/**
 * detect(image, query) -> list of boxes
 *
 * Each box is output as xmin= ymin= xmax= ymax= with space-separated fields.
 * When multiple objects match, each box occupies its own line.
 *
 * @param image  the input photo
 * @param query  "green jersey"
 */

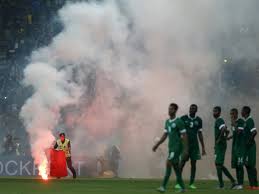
xmin=181 ymin=115 xmax=202 ymax=146
xmin=164 ymin=117 xmax=186 ymax=152
xmin=244 ymin=116 xmax=257 ymax=145
xmin=214 ymin=117 xmax=227 ymax=147
xmin=231 ymin=118 xmax=245 ymax=153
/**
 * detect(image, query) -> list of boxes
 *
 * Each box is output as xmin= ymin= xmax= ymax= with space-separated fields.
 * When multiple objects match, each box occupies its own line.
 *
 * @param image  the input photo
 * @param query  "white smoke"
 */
xmin=20 ymin=0 xmax=259 ymax=178
xmin=20 ymin=61 xmax=81 ymax=176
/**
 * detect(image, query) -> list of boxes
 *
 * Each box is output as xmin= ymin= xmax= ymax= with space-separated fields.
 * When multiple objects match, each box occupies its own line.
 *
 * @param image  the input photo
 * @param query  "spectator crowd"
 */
xmin=0 ymin=0 xmax=67 ymax=156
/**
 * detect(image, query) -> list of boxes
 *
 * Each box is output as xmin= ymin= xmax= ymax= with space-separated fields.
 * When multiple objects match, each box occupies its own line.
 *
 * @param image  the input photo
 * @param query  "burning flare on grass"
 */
xmin=20 ymin=61 xmax=78 ymax=180
xmin=39 ymin=157 xmax=49 ymax=180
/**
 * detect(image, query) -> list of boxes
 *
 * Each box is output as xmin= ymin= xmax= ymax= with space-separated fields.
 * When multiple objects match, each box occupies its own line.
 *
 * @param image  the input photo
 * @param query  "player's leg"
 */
xmin=231 ymin=149 xmax=236 ymax=170
xmin=157 ymin=159 xmax=172 ymax=192
xmin=231 ymin=152 xmax=239 ymax=188
xmin=180 ymin=147 xmax=190 ymax=172
xmin=215 ymin=163 xmax=224 ymax=188
xmin=172 ymin=150 xmax=185 ymax=192
xmin=175 ymin=152 xmax=189 ymax=189
xmin=189 ymin=160 xmax=197 ymax=187
xmin=66 ymin=157 xmax=77 ymax=179
xmin=217 ymin=147 xmax=236 ymax=187
xmin=235 ymin=166 xmax=244 ymax=188
xmin=215 ymin=148 xmax=225 ymax=188
xmin=172 ymin=162 xmax=185 ymax=191
xmin=252 ymin=169 xmax=258 ymax=188
xmin=235 ymin=153 xmax=244 ymax=189
xmin=221 ymin=151 xmax=236 ymax=187
xmin=233 ymin=155 xmax=244 ymax=189
xmin=222 ymin=165 xmax=236 ymax=186
xmin=179 ymin=159 xmax=187 ymax=174
xmin=245 ymin=145 xmax=256 ymax=187
xmin=247 ymin=144 xmax=258 ymax=188
xmin=244 ymin=148 xmax=252 ymax=187
xmin=245 ymin=165 xmax=253 ymax=187
xmin=189 ymin=146 xmax=200 ymax=188
xmin=251 ymin=145 xmax=258 ymax=188
xmin=174 ymin=160 xmax=186 ymax=189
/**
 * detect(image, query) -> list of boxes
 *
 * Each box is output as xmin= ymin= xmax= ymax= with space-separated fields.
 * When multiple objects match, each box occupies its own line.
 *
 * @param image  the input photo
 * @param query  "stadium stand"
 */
xmin=0 ymin=0 xmax=66 ymax=155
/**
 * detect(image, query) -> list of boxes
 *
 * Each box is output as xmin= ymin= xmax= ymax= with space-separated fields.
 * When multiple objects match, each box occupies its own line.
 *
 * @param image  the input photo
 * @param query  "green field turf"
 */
xmin=0 ymin=178 xmax=254 ymax=194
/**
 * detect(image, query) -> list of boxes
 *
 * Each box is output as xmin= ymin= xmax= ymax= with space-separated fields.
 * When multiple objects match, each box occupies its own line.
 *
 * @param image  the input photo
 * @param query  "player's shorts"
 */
xmin=231 ymin=150 xmax=245 ymax=168
xmin=214 ymin=145 xmax=226 ymax=165
xmin=184 ymin=144 xmax=201 ymax=161
xmin=167 ymin=149 xmax=182 ymax=164
xmin=244 ymin=143 xmax=256 ymax=168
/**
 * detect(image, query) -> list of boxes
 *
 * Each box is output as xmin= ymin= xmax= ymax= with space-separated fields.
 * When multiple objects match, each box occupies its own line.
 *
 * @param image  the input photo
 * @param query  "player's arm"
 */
xmin=53 ymin=142 xmax=58 ymax=149
xmin=227 ymin=134 xmax=233 ymax=140
xmin=227 ymin=126 xmax=233 ymax=140
xmin=180 ymin=116 xmax=189 ymax=153
xmin=247 ymin=119 xmax=257 ymax=146
xmin=216 ymin=123 xmax=227 ymax=144
xmin=178 ymin=119 xmax=188 ymax=160
xmin=248 ymin=130 xmax=257 ymax=146
xmin=236 ymin=120 xmax=244 ymax=136
xmin=198 ymin=132 xmax=206 ymax=155
xmin=225 ymin=127 xmax=230 ymax=138
xmin=152 ymin=133 xmax=168 ymax=152
xmin=197 ymin=119 xmax=206 ymax=155
xmin=181 ymin=131 xmax=189 ymax=160
xmin=68 ymin=141 xmax=71 ymax=154
xmin=227 ymin=119 xmax=237 ymax=140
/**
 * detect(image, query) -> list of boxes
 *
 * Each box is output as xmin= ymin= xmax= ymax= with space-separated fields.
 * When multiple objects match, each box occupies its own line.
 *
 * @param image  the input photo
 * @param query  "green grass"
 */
xmin=0 ymin=178 xmax=253 ymax=194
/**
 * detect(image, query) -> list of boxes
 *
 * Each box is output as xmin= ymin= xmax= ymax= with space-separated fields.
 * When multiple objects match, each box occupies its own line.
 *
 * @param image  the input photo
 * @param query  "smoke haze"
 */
xmin=20 ymin=0 xmax=259 ymax=178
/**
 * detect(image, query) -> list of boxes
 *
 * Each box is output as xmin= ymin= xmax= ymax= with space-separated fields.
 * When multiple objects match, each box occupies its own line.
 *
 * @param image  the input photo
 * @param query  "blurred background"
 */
xmin=0 ymin=0 xmax=258 ymax=178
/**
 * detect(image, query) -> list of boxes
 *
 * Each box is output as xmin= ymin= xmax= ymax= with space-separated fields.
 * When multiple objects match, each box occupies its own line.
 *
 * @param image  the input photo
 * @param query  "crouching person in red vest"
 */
xmin=54 ymin=132 xmax=77 ymax=179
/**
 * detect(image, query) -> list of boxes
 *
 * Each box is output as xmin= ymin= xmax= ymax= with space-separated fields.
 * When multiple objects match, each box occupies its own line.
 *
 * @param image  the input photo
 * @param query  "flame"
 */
xmin=39 ymin=157 xmax=49 ymax=180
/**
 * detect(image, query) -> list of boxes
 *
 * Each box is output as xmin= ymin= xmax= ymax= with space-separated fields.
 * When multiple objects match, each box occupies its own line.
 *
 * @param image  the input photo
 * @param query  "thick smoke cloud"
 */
xmin=20 ymin=0 xmax=259 ymax=178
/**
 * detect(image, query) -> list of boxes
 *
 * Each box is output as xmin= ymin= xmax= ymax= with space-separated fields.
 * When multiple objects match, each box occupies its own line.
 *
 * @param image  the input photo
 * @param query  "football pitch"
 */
xmin=0 ymin=178 xmax=255 ymax=194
